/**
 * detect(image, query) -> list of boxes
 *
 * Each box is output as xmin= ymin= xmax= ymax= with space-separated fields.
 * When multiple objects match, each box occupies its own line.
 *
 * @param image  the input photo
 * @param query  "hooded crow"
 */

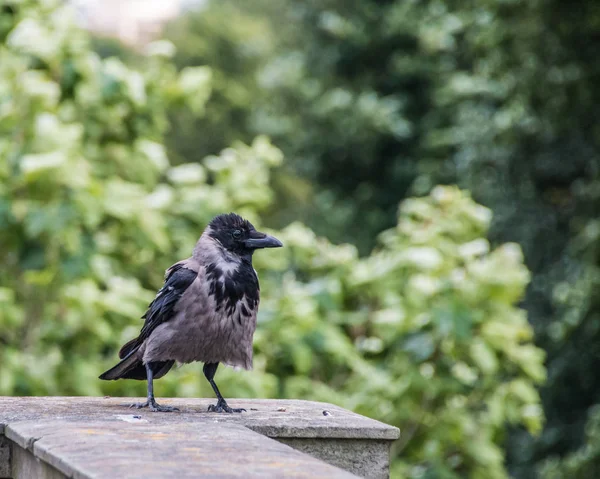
xmin=99 ymin=213 xmax=283 ymax=413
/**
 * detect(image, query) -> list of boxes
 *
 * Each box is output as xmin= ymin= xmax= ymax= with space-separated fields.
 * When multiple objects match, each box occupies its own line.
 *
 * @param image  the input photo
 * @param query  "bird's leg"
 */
xmin=129 ymin=363 xmax=179 ymax=412
xmin=203 ymin=362 xmax=246 ymax=413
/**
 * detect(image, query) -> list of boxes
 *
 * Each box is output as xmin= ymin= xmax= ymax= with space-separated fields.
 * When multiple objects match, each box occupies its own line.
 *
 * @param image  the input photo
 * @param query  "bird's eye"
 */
xmin=232 ymin=229 xmax=242 ymax=239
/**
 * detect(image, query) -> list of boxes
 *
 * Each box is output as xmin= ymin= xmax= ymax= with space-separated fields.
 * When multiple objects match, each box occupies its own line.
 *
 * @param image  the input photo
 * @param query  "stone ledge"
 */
xmin=0 ymin=397 xmax=398 ymax=440
xmin=0 ymin=397 xmax=400 ymax=478
xmin=6 ymin=420 xmax=356 ymax=479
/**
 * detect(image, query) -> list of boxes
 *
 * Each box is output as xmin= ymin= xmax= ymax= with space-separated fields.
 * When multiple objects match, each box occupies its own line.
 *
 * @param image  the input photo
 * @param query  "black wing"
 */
xmin=138 ymin=262 xmax=198 ymax=342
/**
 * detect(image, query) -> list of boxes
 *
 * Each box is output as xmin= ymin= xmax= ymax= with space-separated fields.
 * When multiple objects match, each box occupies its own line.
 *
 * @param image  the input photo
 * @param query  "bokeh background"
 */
xmin=1 ymin=0 xmax=599 ymax=478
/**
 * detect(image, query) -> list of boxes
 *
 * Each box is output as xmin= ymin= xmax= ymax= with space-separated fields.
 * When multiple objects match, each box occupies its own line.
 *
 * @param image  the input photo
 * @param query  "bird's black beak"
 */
xmin=244 ymin=231 xmax=283 ymax=249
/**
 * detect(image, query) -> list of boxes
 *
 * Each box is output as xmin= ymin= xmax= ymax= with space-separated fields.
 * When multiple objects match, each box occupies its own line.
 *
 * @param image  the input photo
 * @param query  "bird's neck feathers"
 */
xmin=193 ymin=228 xmax=260 ymax=313
xmin=193 ymin=229 xmax=252 ymax=272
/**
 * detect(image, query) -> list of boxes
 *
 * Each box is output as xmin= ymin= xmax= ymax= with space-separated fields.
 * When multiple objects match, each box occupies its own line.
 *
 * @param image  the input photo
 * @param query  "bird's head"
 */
xmin=206 ymin=213 xmax=283 ymax=259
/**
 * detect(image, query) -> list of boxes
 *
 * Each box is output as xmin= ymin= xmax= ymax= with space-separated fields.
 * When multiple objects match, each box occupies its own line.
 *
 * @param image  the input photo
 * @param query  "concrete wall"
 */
xmin=0 ymin=397 xmax=399 ymax=478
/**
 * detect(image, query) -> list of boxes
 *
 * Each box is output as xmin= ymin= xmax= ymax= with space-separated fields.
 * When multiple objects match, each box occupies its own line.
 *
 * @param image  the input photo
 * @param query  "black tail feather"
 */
xmin=119 ymin=337 xmax=140 ymax=359
xmin=99 ymin=344 xmax=175 ymax=381
xmin=99 ymin=350 xmax=142 ymax=380
xmin=152 ymin=360 xmax=175 ymax=379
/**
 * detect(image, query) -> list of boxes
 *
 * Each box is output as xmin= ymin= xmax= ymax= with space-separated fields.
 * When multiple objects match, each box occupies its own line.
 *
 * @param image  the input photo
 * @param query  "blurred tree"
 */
xmin=256 ymin=186 xmax=546 ymax=479
xmin=162 ymin=1 xmax=281 ymax=165
xmin=90 ymin=35 xmax=137 ymax=64
xmin=164 ymin=0 xmax=435 ymax=250
xmin=248 ymin=0 xmax=437 ymax=250
xmin=162 ymin=0 xmax=600 ymax=476
xmin=0 ymin=0 xmax=277 ymax=396
xmin=413 ymin=2 xmax=600 ymax=477
xmin=0 ymin=2 xmax=548 ymax=478
xmin=541 ymin=405 xmax=600 ymax=479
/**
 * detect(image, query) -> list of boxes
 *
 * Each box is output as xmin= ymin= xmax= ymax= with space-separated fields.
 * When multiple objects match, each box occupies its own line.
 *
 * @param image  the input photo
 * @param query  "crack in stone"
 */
xmin=24 ymin=435 xmax=41 ymax=451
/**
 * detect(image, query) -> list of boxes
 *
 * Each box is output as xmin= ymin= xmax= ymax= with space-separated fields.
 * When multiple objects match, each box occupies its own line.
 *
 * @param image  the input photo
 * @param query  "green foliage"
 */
xmin=0 ymin=0 xmax=277 ymax=396
xmin=163 ymin=0 xmax=430 ymax=250
xmin=257 ymin=186 xmax=545 ymax=478
xmin=415 ymin=2 xmax=600 ymax=475
xmin=162 ymin=1 xmax=279 ymax=165
xmin=541 ymin=405 xmax=600 ymax=479
xmin=0 ymin=1 xmax=549 ymax=478
xmin=163 ymin=1 xmax=600 ymax=475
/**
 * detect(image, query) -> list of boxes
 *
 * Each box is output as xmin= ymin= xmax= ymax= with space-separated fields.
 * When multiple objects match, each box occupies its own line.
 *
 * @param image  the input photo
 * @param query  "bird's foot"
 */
xmin=207 ymin=399 xmax=245 ymax=413
xmin=129 ymin=399 xmax=179 ymax=412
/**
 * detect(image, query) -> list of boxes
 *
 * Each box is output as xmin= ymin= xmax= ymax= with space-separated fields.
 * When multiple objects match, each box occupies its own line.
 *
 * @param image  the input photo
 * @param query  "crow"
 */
xmin=99 ymin=213 xmax=282 ymax=413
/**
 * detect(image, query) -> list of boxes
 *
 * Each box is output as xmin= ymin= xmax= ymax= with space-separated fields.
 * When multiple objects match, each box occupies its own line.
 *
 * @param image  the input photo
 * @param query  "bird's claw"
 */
xmin=129 ymin=400 xmax=179 ymax=412
xmin=207 ymin=401 xmax=245 ymax=413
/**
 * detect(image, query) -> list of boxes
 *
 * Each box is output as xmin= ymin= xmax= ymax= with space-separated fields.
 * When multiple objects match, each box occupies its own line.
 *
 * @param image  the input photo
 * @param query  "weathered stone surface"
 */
xmin=0 ymin=436 xmax=10 ymax=479
xmin=6 ymin=420 xmax=356 ymax=479
xmin=278 ymin=438 xmax=392 ymax=479
xmin=10 ymin=446 xmax=64 ymax=479
xmin=0 ymin=397 xmax=400 ymax=478
xmin=0 ymin=396 xmax=399 ymax=441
